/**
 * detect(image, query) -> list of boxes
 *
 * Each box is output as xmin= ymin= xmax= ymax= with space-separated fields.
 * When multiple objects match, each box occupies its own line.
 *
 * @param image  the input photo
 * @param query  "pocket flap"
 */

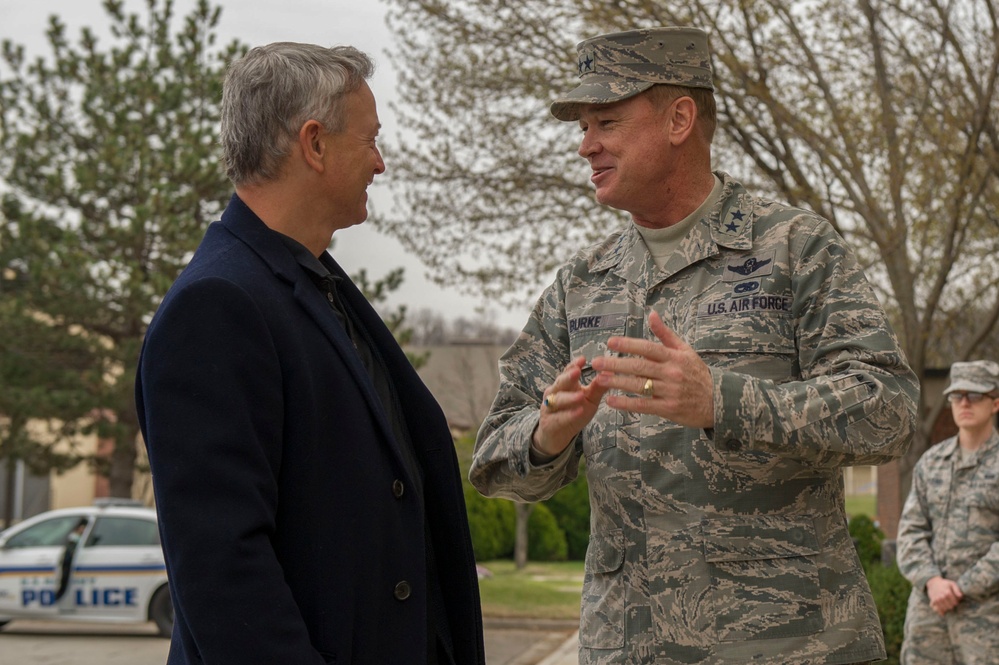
xmin=701 ymin=515 xmax=819 ymax=563
xmin=586 ymin=528 xmax=624 ymax=574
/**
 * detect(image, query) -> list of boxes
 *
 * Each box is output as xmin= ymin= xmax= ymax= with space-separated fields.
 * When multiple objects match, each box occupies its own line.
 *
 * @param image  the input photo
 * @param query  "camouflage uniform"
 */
xmin=896 ymin=366 xmax=999 ymax=665
xmin=471 ymin=172 xmax=919 ymax=664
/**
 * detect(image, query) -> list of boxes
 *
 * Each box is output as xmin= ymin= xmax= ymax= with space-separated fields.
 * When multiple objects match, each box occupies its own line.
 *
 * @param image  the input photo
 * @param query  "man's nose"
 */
xmin=578 ymin=129 xmax=599 ymax=158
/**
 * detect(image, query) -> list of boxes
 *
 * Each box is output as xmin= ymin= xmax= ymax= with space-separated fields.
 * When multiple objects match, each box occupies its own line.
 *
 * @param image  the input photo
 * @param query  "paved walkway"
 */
xmin=483 ymin=618 xmax=577 ymax=665
xmin=534 ymin=630 xmax=579 ymax=665
xmin=0 ymin=617 xmax=582 ymax=665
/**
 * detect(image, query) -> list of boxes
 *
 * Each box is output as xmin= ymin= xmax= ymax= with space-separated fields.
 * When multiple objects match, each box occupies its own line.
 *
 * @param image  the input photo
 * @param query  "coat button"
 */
xmin=725 ymin=439 xmax=742 ymax=452
xmin=392 ymin=479 xmax=405 ymax=498
xmin=326 ymin=291 xmax=334 ymax=303
xmin=394 ymin=581 xmax=411 ymax=601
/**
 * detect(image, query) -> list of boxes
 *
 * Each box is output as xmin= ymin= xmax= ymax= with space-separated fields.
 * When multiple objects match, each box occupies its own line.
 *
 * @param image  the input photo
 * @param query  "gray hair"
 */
xmin=220 ymin=42 xmax=374 ymax=186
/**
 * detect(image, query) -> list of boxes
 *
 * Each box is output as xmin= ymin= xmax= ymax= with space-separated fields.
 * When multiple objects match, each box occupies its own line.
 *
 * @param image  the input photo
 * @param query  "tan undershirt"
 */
xmin=635 ymin=175 xmax=723 ymax=269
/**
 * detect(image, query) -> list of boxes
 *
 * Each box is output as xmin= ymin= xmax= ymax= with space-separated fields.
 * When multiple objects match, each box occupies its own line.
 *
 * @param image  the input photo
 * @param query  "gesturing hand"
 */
xmin=534 ymin=356 xmax=609 ymax=457
xmin=590 ymin=310 xmax=714 ymax=429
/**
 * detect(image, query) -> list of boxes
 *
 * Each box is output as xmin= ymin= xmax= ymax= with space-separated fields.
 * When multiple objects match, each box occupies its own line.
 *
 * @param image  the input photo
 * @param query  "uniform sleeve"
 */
xmin=470 ymin=273 xmax=582 ymax=501
xmin=895 ymin=462 xmax=941 ymax=591
xmin=136 ymin=277 xmax=325 ymax=665
xmin=711 ymin=218 xmax=919 ymax=468
xmin=956 ymin=544 xmax=999 ymax=599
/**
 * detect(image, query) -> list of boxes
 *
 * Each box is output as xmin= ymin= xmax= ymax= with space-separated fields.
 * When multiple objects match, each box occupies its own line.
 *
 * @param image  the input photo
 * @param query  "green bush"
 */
xmin=528 ymin=503 xmax=568 ymax=561
xmin=846 ymin=515 xmax=910 ymax=663
xmin=849 ymin=514 xmax=884 ymax=568
xmin=544 ymin=472 xmax=590 ymax=560
xmin=463 ymin=484 xmax=515 ymax=561
xmin=866 ymin=562 xmax=911 ymax=665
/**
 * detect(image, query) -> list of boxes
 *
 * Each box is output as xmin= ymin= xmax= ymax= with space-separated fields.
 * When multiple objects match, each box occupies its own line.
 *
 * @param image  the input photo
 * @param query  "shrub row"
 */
xmin=849 ymin=515 xmax=912 ymax=665
xmin=463 ymin=467 xmax=590 ymax=562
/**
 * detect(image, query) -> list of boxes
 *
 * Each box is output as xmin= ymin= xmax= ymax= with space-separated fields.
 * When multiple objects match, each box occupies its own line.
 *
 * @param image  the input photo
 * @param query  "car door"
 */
xmin=0 ymin=514 xmax=89 ymax=618
xmin=69 ymin=515 xmax=166 ymax=621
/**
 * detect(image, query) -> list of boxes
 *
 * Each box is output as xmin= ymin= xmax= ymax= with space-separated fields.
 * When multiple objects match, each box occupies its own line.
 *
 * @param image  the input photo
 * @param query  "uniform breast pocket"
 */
xmin=701 ymin=515 xmax=823 ymax=643
xmin=693 ymin=306 xmax=796 ymax=380
xmin=569 ymin=316 xmax=626 ymax=374
xmin=569 ymin=315 xmax=626 ymax=457
xmin=967 ymin=474 xmax=999 ymax=536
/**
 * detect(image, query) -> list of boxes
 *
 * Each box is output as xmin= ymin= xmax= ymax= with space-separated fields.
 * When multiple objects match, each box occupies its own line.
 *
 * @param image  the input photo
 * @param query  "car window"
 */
xmin=4 ymin=516 xmax=86 ymax=549
xmin=86 ymin=516 xmax=160 ymax=547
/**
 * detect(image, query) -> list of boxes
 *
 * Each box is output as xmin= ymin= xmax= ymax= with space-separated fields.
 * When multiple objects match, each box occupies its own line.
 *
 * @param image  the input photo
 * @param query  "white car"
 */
xmin=0 ymin=500 xmax=172 ymax=636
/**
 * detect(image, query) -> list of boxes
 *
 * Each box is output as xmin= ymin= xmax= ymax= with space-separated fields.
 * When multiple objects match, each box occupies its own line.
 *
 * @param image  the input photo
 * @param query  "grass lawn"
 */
xmin=845 ymin=493 xmax=877 ymax=519
xmin=477 ymin=560 xmax=584 ymax=620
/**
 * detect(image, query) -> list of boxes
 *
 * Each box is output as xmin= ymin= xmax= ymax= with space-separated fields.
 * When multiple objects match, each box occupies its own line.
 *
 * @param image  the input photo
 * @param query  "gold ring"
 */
xmin=642 ymin=378 xmax=654 ymax=397
xmin=544 ymin=393 xmax=557 ymax=411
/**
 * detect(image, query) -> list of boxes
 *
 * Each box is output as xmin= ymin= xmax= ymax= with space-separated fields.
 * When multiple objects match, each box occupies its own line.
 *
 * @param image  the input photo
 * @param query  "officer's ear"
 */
xmin=668 ymin=96 xmax=698 ymax=146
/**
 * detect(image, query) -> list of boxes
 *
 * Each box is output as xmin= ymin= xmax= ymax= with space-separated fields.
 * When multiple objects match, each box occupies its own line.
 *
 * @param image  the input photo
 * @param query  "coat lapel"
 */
xmin=217 ymin=196 xmax=406 ymax=457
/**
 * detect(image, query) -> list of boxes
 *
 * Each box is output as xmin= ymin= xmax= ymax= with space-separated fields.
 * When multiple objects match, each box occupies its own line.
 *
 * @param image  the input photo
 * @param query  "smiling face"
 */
xmin=576 ymin=93 xmax=677 ymax=225
xmin=322 ymin=82 xmax=385 ymax=230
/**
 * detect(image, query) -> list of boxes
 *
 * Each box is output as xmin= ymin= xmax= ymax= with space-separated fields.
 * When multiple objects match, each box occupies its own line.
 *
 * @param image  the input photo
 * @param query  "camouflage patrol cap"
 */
xmin=944 ymin=360 xmax=999 ymax=395
xmin=550 ymin=27 xmax=714 ymax=121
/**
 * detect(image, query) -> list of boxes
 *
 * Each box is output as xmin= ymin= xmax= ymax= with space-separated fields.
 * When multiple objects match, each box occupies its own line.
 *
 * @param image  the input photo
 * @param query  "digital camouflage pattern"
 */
xmin=896 ymin=429 xmax=999 ymax=664
xmin=942 ymin=360 xmax=999 ymax=395
xmin=551 ymin=27 xmax=714 ymax=121
xmin=472 ymin=173 xmax=919 ymax=664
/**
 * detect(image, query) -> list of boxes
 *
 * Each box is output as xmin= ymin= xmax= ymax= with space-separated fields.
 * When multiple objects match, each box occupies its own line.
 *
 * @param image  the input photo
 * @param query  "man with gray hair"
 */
xmin=472 ymin=27 xmax=918 ymax=664
xmin=897 ymin=360 xmax=999 ymax=665
xmin=136 ymin=43 xmax=484 ymax=664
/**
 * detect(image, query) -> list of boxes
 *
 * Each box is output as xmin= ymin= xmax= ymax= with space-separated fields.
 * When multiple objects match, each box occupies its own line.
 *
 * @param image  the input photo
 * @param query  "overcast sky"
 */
xmin=0 ymin=0 xmax=535 ymax=331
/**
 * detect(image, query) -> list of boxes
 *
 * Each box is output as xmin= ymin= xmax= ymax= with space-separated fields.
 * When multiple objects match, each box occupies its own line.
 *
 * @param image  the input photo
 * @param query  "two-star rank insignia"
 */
xmin=724 ymin=209 xmax=745 ymax=232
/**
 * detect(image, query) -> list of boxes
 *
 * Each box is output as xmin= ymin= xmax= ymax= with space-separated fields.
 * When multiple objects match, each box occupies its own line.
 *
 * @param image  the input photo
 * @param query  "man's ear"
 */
xmin=299 ymin=119 xmax=326 ymax=172
xmin=669 ymin=97 xmax=698 ymax=145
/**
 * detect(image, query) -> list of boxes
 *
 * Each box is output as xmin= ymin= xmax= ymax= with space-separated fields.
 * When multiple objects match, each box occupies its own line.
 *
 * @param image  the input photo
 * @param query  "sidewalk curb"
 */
xmin=534 ymin=630 xmax=579 ymax=665
xmin=483 ymin=617 xmax=579 ymax=631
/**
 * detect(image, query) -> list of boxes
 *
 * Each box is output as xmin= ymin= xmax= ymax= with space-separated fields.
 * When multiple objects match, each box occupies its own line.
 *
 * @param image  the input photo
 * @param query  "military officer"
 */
xmin=471 ymin=26 xmax=919 ymax=664
xmin=897 ymin=360 xmax=999 ymax=665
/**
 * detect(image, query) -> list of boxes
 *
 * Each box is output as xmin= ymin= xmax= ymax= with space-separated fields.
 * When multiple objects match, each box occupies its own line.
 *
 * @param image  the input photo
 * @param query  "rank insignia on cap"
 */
xmin=578 ymin=50 xmax=595 ymax=76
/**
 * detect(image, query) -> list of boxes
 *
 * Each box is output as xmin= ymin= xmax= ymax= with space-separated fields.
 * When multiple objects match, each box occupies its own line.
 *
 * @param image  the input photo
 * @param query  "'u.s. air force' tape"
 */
xmin=697 ymin=295 xmax=791 ymax=317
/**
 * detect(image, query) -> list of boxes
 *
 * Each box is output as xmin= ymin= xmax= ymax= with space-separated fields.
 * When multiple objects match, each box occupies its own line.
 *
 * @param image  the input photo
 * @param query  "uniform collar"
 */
xmin=939 ymin=429 xmax=999 ymax=463
xmin=589 ymin=172 xmax=754 ymax=285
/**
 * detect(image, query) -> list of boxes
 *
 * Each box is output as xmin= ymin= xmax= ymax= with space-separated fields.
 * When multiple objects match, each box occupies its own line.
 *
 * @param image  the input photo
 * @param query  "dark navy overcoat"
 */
xmin=136 ymin=195 xmax=484 ymax=664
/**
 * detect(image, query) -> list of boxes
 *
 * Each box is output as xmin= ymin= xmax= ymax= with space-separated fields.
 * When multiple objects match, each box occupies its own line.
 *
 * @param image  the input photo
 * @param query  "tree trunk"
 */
xmin=514 ymin=503 xmax=533 ymax=569
xmin=3 ymin=455 xmax=15 ymax=528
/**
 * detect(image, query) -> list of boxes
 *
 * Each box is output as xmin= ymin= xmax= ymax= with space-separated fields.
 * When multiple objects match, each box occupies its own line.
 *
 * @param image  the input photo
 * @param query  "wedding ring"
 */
xmin=642 ymin=378 xmax=654 ymax=397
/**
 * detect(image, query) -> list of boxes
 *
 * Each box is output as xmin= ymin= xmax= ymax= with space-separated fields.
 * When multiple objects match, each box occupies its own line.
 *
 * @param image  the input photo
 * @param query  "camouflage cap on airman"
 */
xmin=945 ymin=360 xmax=999 ymax=395
xmin=550 ymin=27 xmax=714 ymax=121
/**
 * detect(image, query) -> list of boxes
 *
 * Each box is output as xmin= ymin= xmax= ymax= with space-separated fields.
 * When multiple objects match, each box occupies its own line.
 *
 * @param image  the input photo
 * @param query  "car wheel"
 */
xmin=149 ymin=586 xmax=174 ymax=638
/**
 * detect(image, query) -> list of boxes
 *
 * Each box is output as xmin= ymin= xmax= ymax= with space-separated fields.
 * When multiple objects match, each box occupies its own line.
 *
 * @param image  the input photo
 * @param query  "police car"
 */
xmin=0 ymin=500 xmax=172 ymax=636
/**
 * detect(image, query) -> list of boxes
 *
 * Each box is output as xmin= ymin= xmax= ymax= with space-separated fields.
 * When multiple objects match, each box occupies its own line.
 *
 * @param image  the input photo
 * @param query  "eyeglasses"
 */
xmin=948 ymin=392 xmax=996 ymax=404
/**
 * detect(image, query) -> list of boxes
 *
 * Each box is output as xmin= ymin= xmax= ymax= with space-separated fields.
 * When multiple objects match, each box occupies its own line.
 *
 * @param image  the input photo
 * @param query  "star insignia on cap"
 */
xmin=578 ymin=52 xmax=594 ymax=75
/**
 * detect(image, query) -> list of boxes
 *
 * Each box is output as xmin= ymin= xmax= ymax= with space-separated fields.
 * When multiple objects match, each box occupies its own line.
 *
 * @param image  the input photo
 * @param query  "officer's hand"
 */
xmin=926 ymin=576 xmax=963 ymax=615
xmin=534 ymin=356 xmax=609 ymax=457
xmin=590 ymin=310 xmax=714 ymax=428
